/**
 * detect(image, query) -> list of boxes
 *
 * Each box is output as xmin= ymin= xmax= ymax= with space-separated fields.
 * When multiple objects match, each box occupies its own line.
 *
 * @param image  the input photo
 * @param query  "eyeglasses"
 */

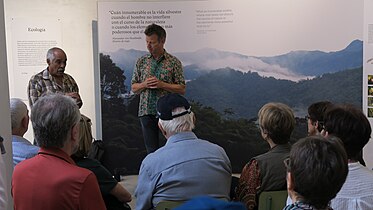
xmin=305 ymin=115 xmax=310 ymax=120
xmin=283 ymin=157 xmax=290 ymax=171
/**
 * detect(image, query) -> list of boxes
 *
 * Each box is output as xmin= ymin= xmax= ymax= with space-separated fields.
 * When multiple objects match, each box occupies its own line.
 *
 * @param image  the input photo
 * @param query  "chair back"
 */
xmin=258 ymin=190 xmax=288 ymax=210
xmin=156 ymin=200 xmax=185 ymax=210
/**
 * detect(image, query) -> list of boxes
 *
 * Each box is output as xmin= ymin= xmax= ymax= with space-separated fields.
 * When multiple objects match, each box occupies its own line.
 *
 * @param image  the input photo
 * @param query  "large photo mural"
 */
xmin=98 ymin=0 xmax=363 ymax=175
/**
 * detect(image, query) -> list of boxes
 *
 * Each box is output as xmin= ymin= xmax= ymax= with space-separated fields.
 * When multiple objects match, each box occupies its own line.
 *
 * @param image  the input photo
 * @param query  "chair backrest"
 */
xmin=258 ymin=190 xmax=288 ymax=210
xmin=156 ymin=200 xmax=185 ymax=210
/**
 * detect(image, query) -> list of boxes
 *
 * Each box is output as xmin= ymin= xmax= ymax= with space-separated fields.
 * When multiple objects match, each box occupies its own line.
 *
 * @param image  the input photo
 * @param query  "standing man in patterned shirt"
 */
xmin=28 ymin=47 xmax=83 ymax=108
xmin=132 ymin=24 xmax=185 ymax=154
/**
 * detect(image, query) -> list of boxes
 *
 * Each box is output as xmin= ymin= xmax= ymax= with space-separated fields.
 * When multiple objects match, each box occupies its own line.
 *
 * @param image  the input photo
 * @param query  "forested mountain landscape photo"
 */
xmin=99 ymin=40 xmax=363 ymax=175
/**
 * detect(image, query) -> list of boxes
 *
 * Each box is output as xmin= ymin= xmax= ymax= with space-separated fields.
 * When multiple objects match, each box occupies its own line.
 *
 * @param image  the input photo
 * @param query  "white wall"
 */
xmin=4 ymin=0 xmax=101 ymax=140
xmin=0 ymin=0 xmax=13 ymax=208
xmin=3 ymin=0 xmax=178 ymax=142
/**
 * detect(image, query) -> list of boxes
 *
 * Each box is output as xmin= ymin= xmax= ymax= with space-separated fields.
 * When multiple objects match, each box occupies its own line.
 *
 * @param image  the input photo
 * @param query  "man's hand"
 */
xmin=65 ymin=92 xmax=83 ymax=108
xmin=132 ymin=76 xmax=184 ymax=94
xmin=145 ymin=76 xmax=163 ymax=89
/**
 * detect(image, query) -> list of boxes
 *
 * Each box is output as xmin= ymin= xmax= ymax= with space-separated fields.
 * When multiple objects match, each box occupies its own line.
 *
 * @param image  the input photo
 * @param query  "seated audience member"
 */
xmin=311 ymin=102 xmax=366 ymax=166
xmin=12 ymin=94 xmax=106 ymax=210
xmin=284 ymin=136 xmax=348 ymax=210
xmin=174 ymin=196 xmax=246 ymax=210
xmin=72 ymin=128 xmax=132 ymax=210
xmin=135 ymin=93 xmax=232 ymax=210
xmin=322 ymin=105 xmax=373 ymax=209
xmin=9 ymin=98 xmax=39 ymax=166
xmin=306 ymin=101 xmax=332 ymax=136
xmin=286 ymin=101 xmax=333 ymax=206
xmin=235 ymin=102 xmax=295 ymax=210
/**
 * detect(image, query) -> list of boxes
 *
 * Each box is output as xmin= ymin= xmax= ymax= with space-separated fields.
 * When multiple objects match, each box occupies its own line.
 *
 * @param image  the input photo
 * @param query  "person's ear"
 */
xmin=21 ymin=115 xmax=29 ymax=129
xmin=46 ymin=58 xmax=51 ymax=65
xmin=321 ymin=130 xmax=328 ymax=137
xmin=160 ymin=37 xmax=166 ymax=44
xmin=261 ymin=127 xmax=268 ymax=135
xmin=71 ymin=123 xmax=80 ymax=143
xmin=158 ymin=122 xmax=167 ymax=137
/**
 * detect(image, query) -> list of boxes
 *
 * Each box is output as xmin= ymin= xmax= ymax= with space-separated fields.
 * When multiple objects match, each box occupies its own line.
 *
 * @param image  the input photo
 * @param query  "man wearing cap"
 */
xmin=131 ymin=23 xmax=185 ymax=154
xmin=135 ymin=93 xmax=232 ymax=210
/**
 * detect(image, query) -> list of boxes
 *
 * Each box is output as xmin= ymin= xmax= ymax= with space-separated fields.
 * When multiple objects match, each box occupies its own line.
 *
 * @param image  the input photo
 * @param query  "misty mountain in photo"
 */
xmin=99 ymin=40 xmax=363 ymax=174
xmin=186 ymin=67 xmax=362 ymax=119
xmin=106 ymin=39 xmax=362 ymax=87
xmin=105 ymin=39 xmax=363 ymax=118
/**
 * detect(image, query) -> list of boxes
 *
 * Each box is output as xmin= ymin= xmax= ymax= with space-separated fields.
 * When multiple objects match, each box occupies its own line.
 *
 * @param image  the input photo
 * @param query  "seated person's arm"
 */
xmin=235 ymin=159 xmax=261 ymax=210
xmin=110 ymin=183 xmax=132 ymax=203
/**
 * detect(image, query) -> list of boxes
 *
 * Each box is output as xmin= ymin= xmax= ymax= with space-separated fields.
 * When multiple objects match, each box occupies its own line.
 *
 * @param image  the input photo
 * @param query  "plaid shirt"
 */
xmin=28 ymin=68 xmax=80 ymax=107
xmin=131 ymin=51 xmax=185 ymax=117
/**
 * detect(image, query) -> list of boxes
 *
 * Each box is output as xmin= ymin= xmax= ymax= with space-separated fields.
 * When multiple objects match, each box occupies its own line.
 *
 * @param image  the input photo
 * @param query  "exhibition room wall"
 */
xmin=2 ymin=0 xmax=372 ymax=175
xmin=1 ymin=0 xmax=13 ymax=208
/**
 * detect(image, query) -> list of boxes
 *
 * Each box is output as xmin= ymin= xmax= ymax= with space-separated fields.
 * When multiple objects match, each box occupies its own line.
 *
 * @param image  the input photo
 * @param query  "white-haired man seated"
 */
xmin=10 ymin=98 xmax=39 ymax=166
xmin=135 ymin=93 xmax=232 ymax=210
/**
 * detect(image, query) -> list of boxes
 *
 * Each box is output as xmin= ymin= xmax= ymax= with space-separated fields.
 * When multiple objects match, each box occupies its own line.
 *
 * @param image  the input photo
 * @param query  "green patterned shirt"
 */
xmin=132 ymin=51 xmax=185 ymax=117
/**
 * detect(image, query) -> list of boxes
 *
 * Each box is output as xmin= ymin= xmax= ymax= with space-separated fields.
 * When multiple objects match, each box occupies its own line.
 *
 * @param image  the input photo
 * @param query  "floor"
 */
xmin=120 ymin=175 xmax=138 ymax=209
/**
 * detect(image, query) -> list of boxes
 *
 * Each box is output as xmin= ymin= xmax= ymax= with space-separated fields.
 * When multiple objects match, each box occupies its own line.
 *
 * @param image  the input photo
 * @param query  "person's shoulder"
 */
xmin=29 ymin=69 xmax=45 ymax=80
xmin=70 ymin=163 xmax=96 ymax=179
xmin=354 ymin=163 xmax=373 ymax=178
xmin=63 ymin=72 xmax=76 ymax=80
xmin=75 ymin=157 xmax=105 ymax=170
xmin=164 ymin=51 xmax=181 ymax=62
xmin=198 ymin=138 xmax=224 ymax=150
xmin=13 ymin=155 xmax=37 ymax=172
xmin=137 ymin=54 xmax=150 ymax=61
xmin=141 ymin=150 xmax=160 ymax=166
xmin=139 ymin=148 xmax=170 ymax=173
xmin=194 ymin=139 xmax=230 ymax=159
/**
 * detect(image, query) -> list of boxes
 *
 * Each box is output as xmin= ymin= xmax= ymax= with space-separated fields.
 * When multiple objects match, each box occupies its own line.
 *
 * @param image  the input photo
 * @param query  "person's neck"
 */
xmin=348 ymin=159 xmax=358 ymax=163
xmin=267 ymin=139 xmax=276 ymax=148
xmin=60 ymin=143 xmax=74 ymax=156
xmin=53 ymin=76 xmax=63 ymax=86
xmin=152 ymin=49 xmax=164 ymax=60
xmin=12 ymin=128 xmax=26 ymax=137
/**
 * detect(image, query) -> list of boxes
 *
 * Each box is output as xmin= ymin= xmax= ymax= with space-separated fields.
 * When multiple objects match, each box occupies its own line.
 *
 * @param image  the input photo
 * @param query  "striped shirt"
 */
xmin=330 ymin=162 xmax=373 ymax=209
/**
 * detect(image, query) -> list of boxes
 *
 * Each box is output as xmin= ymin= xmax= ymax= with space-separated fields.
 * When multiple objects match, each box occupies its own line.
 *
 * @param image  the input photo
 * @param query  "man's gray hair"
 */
xmin=9 ymin=98 xmax=28 ymax=130
xmin=46 ymin=47 xmax=62 ymax=62
xmin=159 ymin=107 xmax=195 ymax=135
xmin=31 ymin=94 xmax=81 ymax=148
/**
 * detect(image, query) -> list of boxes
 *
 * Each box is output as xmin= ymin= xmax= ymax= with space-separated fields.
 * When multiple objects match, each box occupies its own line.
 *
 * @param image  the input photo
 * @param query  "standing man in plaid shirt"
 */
xmin=28 ymin=47 xmax=83 ymax=109
xmin=132 ymin=24 xmax=185 ymax=154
